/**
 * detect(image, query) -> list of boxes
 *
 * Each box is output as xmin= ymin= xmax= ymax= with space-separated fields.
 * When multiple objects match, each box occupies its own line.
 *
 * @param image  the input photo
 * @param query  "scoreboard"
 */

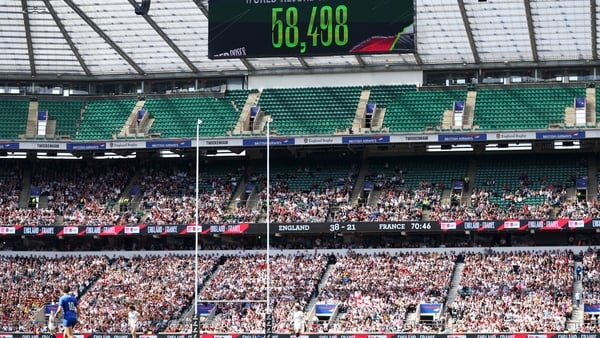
xmin=208 ymin=0 xmax=414 ymax=58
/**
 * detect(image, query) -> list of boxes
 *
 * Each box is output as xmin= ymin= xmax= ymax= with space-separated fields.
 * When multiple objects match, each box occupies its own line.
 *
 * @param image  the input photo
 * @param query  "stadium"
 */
xmin=1 ymin=0 xmax=600 ymax=337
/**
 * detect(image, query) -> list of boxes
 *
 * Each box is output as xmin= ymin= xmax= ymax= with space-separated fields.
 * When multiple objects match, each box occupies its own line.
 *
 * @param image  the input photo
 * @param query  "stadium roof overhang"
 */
xmin=0 ymin=0 xmax=597 ymax=81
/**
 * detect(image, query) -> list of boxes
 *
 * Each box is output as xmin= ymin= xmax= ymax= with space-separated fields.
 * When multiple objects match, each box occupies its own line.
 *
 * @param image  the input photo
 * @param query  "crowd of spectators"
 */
xmin=30 ymin=160 xmax=134 ymax=227
xmin=317 ymin=251 xmax=455 ymax=333
xmin=0 ymin=254 xmax=216 ymax=333
xmin=0 ymin=249 xmax=594 ymax=334
xmin=450 ymin=250 xmax=573 ymax=332
xmin=0 ymin=146 xmax=598 ymax=336
xmin=427 ymin=187 xmax=555 ymax=221
xmin=198 ymin=253 xmax=326 ymax=333
xmin=332 ymin=165 xmax=580 ymax=223
xmin=77 ymin=254 xmax=213 ymax=333
xmin=334 ymin=180 xmax=439 ymax=222
xmin=558 ymin=199 xmax=600 ymax=220
xmin=581 ymin=250 xmax=600 ymax=331
xmin=447 ymin=171 xmax=570 ymax=221
xmin=134 ymin=160 xmax=248 ymax=226
xmin=249 ymin=164 xmax=357 ymax=223
xmin=0 ymin=156 xmax=595 ymax=228
xmin=0 ymin=158 xmax=253 ymax=228
xmin=0 ymin=255 xmax=109 ymax=332
xmin=0 ymin=162 xmax=56 ymax=226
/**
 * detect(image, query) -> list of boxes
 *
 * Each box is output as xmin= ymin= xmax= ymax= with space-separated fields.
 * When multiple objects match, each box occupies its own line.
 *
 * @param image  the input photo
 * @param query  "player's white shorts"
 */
xmin=48 ymin=315 xmax=57 ymax=331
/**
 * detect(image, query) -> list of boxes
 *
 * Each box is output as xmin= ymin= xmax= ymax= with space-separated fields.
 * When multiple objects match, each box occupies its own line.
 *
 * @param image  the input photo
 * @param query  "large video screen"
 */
xmin=208 ymin=0 xmax=414 ymax=59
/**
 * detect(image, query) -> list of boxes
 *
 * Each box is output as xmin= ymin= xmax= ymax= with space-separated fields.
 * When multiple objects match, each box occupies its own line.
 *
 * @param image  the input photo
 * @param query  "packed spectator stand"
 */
xmin=0 ymin=152 xmax=591 ymax=228
xmin=5 ymin=0 xmax=600 ymax=333
xmin=0 ymin=247 xmax=596 ymax=334
xmin=0 ymin=146 xmax=598 ymax=334
xmin=452 ymin=250 xmax=573 ymax=332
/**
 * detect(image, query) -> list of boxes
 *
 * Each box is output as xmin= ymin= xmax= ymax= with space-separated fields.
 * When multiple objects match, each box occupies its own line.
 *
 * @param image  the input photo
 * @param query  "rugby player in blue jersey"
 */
xmin=55 ymin=285 xmax=79 ymax=338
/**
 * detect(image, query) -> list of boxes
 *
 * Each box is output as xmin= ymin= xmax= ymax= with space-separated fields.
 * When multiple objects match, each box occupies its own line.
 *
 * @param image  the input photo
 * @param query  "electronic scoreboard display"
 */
xmin=208 ymin=0 xmax=414 ymax=59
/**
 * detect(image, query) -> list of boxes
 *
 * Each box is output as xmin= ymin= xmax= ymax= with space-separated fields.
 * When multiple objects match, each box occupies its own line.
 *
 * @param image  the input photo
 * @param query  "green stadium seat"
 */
xmin=474 ymin=86 xmax=585 ymax=130
xmin=256 ymin=86 xmax=362 ymax=136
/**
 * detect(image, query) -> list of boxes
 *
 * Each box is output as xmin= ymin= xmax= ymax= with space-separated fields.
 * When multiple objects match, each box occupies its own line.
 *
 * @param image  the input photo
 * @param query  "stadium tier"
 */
xmin=0 ymin=83 xmax=598 ymax=139
xmin=366 ymin=84 xmax=417 ymax=108
xmin=256 ymin=86 xmax=362 ymax=135
xmin=0 ymin=150 xmax=597 ymax=335
xmin=29 ymin=159 xmax=133 ymax=226
xmin=248 ymin=160 xmax=359 ymax=223
xmin=129 ymin=158 xmax=244 ymax=225
xmin=455 ymin=250 xmax=574 ymax=332
xmin=472 ymin=154 xmax=587 ymax=210
xmin=145 ymin=93 xmax=246 ymax=138
xmin=1 ymin=249 xmax=592 ymax=334
xmin=365 ymin=156 xmax=469 ymax=191
xmin=0 ymin=98 xmax=29 ymax=139
xmin=383 ymin=88 xmax=467 ymax=132
xmin=0 ymin=153 xmax=595 ymax=227
xmin=224 ymin=89 xmax=253 ymax=112
xmin=75 ymin=99 xmax=138 ymax=140
xmin=7 ymin=0 xmax=600 ymax=336
xmin=474 ymin=86 xmax=586 ymax=130
xmin=37 ymin=100 xmax=86 ymax=138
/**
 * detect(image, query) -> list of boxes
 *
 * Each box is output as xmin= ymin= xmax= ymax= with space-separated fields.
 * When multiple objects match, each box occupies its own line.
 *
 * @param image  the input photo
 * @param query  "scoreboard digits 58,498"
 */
xmin=208 ymin=0 xmax=414 ymax=59
xmin=271 ymin=5 xmax=349 ymax=54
